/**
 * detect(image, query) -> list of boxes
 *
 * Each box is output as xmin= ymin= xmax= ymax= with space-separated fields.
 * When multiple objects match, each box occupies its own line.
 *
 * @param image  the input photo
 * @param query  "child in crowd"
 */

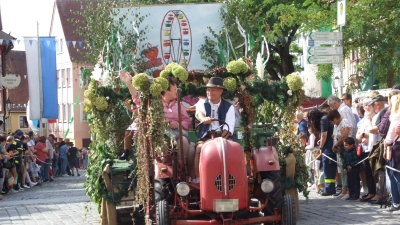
xmin=343 ymin=137 xmax=361 ymax=200
xmin=312 ymin=148 xmax=324 ymax=193
xmin=299 ymin=132 xmax=315 ymax=188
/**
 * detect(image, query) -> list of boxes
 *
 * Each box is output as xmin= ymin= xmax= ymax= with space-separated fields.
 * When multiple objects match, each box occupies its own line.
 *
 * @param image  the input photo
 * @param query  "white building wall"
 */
xmin=301 ymin=36 xmax=322 ymax=97
xmin=48 ymin=3 xmax=91 ymax=147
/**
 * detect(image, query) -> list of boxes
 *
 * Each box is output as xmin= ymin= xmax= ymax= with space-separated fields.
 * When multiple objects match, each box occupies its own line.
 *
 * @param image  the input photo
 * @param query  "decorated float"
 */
xmin=80 ymin=3 xmax=309 ymax=225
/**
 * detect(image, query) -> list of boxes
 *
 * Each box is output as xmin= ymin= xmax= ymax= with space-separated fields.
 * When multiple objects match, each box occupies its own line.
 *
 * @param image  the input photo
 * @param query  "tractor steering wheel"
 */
xmin=195 ymin=119 xmax=231 ymax=139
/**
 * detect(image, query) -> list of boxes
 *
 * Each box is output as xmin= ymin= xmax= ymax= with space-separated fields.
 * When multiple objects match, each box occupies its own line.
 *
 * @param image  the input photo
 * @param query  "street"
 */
xmin=0 ymin=171 xmax=100 ymax=225
xmin=297 ymin=191 xmax=400 ymax=225
xmin=2 ymin=173 xmax=400 ymax=225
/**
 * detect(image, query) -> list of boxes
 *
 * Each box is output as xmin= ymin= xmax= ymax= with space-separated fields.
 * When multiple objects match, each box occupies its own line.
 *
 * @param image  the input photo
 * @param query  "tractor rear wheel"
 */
xmin=260 ymin=171 xmax=283 ymax=217
xmin=156 ymin=199 xmax=170 ymax=225
xmin=154 ymin=178 xmax=166 ymax=203
xmin=282 ymin=195 xmax=296 ymax=225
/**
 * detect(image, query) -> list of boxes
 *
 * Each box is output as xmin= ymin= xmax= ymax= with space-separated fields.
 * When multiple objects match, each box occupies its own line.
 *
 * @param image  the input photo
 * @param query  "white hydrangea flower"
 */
xmin=287 ymin=90 xmax=293 ymax=96
xmin=91 ymin=64 xmax=103 ymax=82
xmin=102 ymin=69 xmax=111 ymax=87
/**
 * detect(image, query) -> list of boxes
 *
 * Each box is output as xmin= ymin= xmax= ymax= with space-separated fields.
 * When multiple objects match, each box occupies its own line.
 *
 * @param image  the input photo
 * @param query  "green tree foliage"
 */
xmin=305 ymin=0 xmax=400 ymax=88
xmin=344 ymin=1 xmax=400 ymax=88
xmin=199 ymin=0 xmax=334 ymax=80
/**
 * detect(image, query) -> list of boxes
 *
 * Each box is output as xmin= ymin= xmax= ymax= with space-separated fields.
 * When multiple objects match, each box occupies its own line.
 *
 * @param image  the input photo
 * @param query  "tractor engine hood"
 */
xmin=200 ymin=137 xmax=248 ymax=212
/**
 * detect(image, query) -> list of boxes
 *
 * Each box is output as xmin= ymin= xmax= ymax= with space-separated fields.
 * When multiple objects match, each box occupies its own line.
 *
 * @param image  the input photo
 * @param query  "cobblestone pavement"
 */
xmin=297 ymin=190 xmax=400 ymax=225
xmin=0 ymin=171 xmax=100 ymax=225
xmin=2 ymin=173 xmax=400 ymax=225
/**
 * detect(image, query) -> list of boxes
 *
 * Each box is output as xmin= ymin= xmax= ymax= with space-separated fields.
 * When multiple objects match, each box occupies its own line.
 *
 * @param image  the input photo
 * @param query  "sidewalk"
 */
xmin=0 ymin=171 xmax=100 ymax=225
xmin=297 ymin=190 xmax=400 ymax=225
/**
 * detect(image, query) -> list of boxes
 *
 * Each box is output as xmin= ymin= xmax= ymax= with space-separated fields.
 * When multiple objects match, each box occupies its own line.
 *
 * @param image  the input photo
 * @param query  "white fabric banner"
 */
xmin=24 ymin=37 xmax=41 ymax=120
xmin=26 ymin=101 xmax=39 ymax=134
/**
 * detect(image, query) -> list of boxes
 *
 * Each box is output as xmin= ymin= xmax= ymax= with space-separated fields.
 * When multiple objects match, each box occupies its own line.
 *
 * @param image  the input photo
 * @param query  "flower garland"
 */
xmin=133 ymin=62 xmax=187 ymax=205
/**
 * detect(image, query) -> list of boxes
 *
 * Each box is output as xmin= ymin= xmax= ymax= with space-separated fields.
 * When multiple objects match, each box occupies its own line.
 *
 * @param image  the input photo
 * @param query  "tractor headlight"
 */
xmin=261 ymin=179 xmax=274 ymax=193
xmin=176 ymin=182 xmax=190 ymax=197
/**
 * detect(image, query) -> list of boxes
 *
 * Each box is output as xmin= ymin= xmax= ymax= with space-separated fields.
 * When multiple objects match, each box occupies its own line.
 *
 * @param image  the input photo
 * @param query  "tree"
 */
xmin=344 ymin=1 xmax=400 ymax=88
xmin=199 ymin=0 xmax=333 ymax=80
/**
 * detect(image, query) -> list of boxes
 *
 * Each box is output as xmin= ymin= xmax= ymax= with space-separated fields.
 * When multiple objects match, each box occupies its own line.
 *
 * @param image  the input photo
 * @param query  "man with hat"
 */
xmin=363 ymin=94 xmax=388 ymax=202
xmin=192 ymin=77 xmax=236 ymax=183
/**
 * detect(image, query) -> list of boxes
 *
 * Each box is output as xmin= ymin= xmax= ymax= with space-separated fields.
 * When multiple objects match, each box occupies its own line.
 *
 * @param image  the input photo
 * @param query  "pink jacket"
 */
xmin=133 ymin=92 xmax=191 ymax=130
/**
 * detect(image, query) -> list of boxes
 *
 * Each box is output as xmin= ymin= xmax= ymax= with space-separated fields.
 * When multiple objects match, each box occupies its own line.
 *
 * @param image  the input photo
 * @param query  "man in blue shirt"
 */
xmin=319 ymin=104 xmax=337 ymax=196
xmin=295 ymin=111 xmax=309 ymax=137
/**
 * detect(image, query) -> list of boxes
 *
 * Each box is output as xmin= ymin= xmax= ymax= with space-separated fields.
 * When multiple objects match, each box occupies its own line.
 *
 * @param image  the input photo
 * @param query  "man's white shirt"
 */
xmin=195 ymin=98 xmax=235 ymax=134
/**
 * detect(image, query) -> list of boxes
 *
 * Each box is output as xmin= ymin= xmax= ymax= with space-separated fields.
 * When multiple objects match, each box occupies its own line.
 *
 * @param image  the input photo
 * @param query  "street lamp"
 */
xmin=333 ymin=76 xmax=341 ymax=95
xmin=2 ymin=97 xmax=12 ymax=133
xmin=5 ymin=97 xmax=12 ymax=118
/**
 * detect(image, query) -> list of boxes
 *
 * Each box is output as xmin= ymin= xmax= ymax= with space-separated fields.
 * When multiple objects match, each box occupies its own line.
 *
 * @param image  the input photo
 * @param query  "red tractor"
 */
xmin=150 ymin=120 xmax=296 ymax=225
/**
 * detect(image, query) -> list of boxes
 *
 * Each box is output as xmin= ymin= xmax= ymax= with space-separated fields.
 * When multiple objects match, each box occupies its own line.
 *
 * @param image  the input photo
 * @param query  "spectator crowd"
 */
xmin=0 ymin=131 xmax=91 ymax=200
xmin=296 ymin=85 xmax=400 ymax=215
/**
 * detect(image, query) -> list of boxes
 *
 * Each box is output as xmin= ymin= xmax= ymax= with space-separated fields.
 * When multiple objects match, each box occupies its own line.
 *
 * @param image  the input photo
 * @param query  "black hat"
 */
xmin=68 ymin=142 xmax=74 ymax=146
xmin=368 ymin=94 xmax=385 ymax=106
xmin=204 ymin=77 xmax=226 ymax=90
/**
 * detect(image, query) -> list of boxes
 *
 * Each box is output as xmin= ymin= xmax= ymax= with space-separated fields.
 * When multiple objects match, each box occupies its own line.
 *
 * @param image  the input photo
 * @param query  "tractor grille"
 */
xmin=215 ymin=175 xmax=222 ymax=192
xmin=229 ymin=174 xmax=236 ymax=191
xmin=214 ymin=174 xmax=236 ymax=192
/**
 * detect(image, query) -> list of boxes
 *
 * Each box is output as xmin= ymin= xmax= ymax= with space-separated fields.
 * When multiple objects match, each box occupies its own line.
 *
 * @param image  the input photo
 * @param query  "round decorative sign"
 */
xmin=1 ymin=74 xmax=21 ymax=89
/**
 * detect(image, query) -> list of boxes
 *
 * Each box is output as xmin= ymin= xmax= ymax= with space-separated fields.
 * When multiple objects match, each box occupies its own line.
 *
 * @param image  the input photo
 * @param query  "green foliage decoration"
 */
xmin=285 ymin=73 xmax=303 ymax=91
xmin=226 ymin=60 xmax=248 ymax=75
xmin=132 ymin=73 xmax=151 ymax=91
xmin=71 ymin=0 xmax=150 ymax=212
xmin=223 ymin=77 xmax=237 ymax=91
xmin=94 ymin=96 xmax=109 ymax=111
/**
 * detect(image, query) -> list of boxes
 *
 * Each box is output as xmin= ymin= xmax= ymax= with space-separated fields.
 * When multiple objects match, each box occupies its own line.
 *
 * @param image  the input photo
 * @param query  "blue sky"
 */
xmin=1 ymin=0 xmax=54 ymax=50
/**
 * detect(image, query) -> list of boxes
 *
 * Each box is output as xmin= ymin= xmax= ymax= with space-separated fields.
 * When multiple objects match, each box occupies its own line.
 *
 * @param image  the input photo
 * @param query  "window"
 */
xmin=57 ymin=69 xmax=61 ymax=87
xmin=58 ymin=104 xmax=62 ymax=121
xmin=68 ymin=104 xmax=73 ymax=122
xmin=19 ymin=116 xmax=29 ymax=128
xmin=56 ymin=38 xmax=64 ymax=54
xmin=80 ymin=66 xmax=93 ymax=88
xmin=61 ymin=69 xmax=65 ymax=87
xmin=81 ymin=104 xmax=87 ymax=122
xmin=66 ymin=68 xmax=71 ymax=86
xmin=63 ymin=104 xmax=67 ymax=122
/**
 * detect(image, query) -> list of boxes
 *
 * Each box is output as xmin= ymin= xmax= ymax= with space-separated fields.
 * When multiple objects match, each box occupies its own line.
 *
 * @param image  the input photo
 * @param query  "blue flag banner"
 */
xmin=40 ymin=37 xmax=58 ymax=119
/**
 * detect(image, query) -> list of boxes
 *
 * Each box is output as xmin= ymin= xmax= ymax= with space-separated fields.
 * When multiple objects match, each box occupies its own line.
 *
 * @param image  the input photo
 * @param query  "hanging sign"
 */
xmin=307 ymin=55 xmax=343 ymax=64
xmin=307 ymin=46 xmax=343 ymax=56
xmin=308 ymin=32 xmax=342 ymax=41
xmin=337 ymin=0 xmax=346 ymax=26
xmin=1 ymin=74 xmax=21 ymax=89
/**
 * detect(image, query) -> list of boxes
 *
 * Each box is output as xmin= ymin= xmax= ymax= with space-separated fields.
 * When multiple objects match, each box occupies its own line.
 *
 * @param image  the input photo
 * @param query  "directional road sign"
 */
xmin=308 ymin=32 xmax=342 ymax=41
xmin=307 ymin=46 xmax=343 ymax=56
xmin=307 ymin=55 xmax=343 ymax=64
xmin=308 ymin=40 xmax=341 ymax=47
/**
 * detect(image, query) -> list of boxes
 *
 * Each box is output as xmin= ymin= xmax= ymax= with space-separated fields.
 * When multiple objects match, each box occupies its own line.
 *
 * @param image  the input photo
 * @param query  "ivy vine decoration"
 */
xmin=73 ymin=1 xmax=153 ymax=212
xmin=277 ymin=72 xmax=308 ymax=199
xmin=134 ymin=62 xmax=189 ymax=205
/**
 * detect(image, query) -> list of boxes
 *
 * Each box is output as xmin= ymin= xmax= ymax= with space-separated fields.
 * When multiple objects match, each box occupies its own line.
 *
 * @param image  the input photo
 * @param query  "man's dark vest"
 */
xmin=198 ymin=98 xmax=232 ymax=140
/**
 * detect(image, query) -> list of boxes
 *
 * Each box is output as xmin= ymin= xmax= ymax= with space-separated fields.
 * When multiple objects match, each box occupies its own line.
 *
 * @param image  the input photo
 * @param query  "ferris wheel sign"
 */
xmin=116 ymin=3 xmax=224 ymax=72
xmin=160 ymin=10 xmax=192 ymax=68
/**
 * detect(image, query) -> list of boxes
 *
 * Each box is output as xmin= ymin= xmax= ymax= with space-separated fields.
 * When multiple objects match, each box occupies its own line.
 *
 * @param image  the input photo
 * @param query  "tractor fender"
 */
xmin=252 ymin=146 xmax=280 ymax=173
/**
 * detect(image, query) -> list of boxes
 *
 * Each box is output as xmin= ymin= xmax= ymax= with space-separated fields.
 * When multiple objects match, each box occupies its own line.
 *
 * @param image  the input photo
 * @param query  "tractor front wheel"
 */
xmin=282 ymin=195 xmax=296 ymax=225
xmin=156 ymin=199 xmax=170 ymax=225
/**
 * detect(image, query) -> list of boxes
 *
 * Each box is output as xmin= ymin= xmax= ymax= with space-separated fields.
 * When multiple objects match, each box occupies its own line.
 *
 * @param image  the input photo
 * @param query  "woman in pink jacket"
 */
xmin=119 ymin=70 xmax=194 ymax=177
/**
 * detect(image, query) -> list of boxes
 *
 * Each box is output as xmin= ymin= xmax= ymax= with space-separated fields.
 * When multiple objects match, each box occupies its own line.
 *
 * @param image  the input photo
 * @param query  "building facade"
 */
xmin=49 ymin=0 xmax=91 ymax=148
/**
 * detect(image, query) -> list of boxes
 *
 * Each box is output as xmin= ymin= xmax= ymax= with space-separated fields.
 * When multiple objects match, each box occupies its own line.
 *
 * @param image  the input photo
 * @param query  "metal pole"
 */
xmin=176 ymin=88 xmax=186 ymax=179
xmin=2 ymin=50 xmax=6 ymax=132
xmin=37 ymin=22 xmax=43 ymax=136
xmin=339 ymin=25 xmax=343 ymax=96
